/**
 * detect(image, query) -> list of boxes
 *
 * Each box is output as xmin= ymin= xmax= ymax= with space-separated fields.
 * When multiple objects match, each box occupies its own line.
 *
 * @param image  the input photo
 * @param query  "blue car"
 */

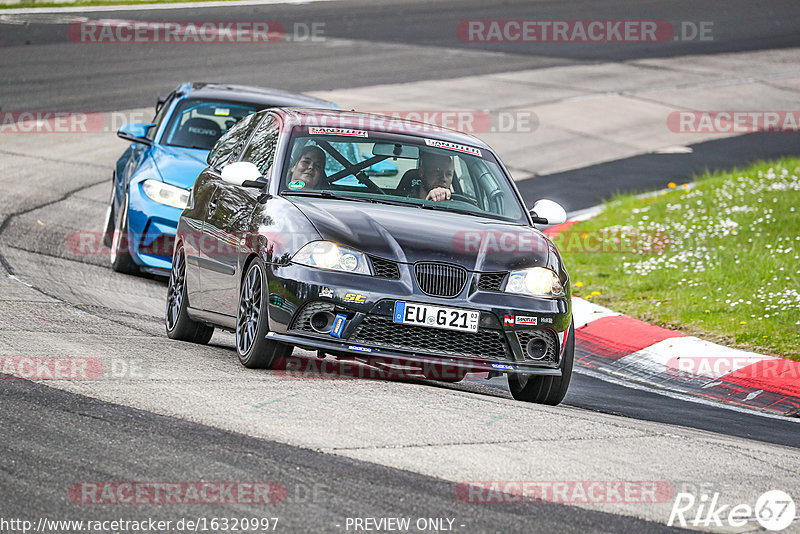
xmin=105 ymin=82 xmax=337 ymax=276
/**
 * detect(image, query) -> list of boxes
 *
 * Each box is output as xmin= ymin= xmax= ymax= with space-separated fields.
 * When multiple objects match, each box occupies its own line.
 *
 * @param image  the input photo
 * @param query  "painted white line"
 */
xmin=571 ymin=296 xmax=620 ymax=329
xmin=653 ymin=145 xmax=693 ymax=154
xmin=8 ymin=274 xmax=32 ymax=287
xmin=573 ymin=366 xmax=800 ymax=423
xmin=568 ymin=205 xmax=604 ymax=221
xmin=0 ymin=0 xmax=336 ymax=15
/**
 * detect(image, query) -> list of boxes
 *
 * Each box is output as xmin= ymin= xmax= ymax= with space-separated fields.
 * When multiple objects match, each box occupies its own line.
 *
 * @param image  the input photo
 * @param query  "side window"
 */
xmin=455 ymin=157 xmax=476 ymax=197
xmin=207 ymin=112 xmax=260 ymax=168
xmin=146 ymin=92 xmax=175 ymax=141
xmin=241 ymin=116 xmax=279 ymax=174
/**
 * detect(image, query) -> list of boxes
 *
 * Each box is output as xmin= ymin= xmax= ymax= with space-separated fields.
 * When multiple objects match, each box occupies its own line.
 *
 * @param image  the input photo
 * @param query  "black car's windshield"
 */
xmin=280 ymin=132 xmax=527 ymax=223
xmin=162 ymin=99 xmax=260 ymax=150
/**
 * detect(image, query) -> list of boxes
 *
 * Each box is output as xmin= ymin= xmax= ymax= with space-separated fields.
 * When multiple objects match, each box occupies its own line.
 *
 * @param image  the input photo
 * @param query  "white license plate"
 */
xmin=392 ymin=301 xmax=480 ymax=332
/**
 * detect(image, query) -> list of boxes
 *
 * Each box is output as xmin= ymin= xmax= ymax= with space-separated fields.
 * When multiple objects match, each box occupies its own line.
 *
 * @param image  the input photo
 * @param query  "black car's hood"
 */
xmin=288 ymin=197 xmax=558 ymax=272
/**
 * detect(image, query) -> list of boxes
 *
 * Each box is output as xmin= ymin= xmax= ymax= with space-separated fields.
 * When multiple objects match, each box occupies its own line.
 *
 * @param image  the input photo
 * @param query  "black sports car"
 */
xmin=166 ymin=108 xmax=574 ymax=404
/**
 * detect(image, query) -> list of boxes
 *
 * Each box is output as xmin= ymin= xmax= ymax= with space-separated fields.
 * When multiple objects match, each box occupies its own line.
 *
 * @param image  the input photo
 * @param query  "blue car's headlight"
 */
xmin=293 ymin=241 xmax=372 ymax=275
xmin=505 ymin=267 xmax=564 ymax=297
xmin=142 ymin=180 xmax=190 ymax=210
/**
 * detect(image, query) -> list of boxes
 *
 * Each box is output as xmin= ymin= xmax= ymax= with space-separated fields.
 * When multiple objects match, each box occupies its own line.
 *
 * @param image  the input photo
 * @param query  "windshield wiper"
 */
xmin=361 ymin=197 xmax=423 ymax=208
xmin=418 ymin=203 xmax=508 ymax=221
xmin=283 ymin=190 xmax=345 ymax=199
xmin=284 ymin=191 xmax=423 ymax=208
xmin=283 ymin=190 xmax=377 ymax=203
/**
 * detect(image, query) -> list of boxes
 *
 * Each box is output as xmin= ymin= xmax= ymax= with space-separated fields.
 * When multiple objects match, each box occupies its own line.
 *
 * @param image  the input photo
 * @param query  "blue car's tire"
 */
xmin=236 ymin=258 xmax=292 ymax=369
xmin=165 ymin=246 xmax=214 ymax=344
xmin=102 ymin=173 xmax=115 ymax=248
xmin=507 ymin=321 xmax=574 ymax=405
xmin=109 ymin=192 xmax=139 ymax=275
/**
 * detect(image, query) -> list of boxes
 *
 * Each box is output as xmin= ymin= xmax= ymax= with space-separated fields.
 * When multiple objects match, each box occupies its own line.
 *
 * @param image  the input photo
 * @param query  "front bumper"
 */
xmin=267 ymin=331 xmax=563 ymax=376
xmin=266 ymin=262 xmax=572 ymax=376
xmin=127 ymin=183 xmax=183 ymax=273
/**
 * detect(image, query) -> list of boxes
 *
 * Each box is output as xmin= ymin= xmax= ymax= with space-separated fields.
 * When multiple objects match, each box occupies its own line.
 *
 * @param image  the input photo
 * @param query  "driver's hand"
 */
xmin=426 ymin=187 xmax=451 ymax=202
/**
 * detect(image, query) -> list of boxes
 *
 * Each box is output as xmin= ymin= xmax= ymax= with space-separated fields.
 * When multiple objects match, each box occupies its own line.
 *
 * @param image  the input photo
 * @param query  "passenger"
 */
xmin=287 ymin=145 xmax=327 ymax=189
xmin=408 ymin=150 xmax=454 ymax=202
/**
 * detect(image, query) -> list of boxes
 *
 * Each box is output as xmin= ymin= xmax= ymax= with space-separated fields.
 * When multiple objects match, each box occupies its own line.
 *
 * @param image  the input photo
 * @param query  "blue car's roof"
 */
xmin=175 ymin=82 xmax=337 ymax=109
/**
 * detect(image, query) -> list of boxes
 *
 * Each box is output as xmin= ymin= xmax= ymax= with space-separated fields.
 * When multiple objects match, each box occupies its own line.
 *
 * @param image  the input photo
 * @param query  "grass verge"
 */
xmin=558 ymin=157 xmax=800 ymax=361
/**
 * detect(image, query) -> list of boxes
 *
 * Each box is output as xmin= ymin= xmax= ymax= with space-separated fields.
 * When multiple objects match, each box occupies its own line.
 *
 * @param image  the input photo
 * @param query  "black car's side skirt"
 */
xmin=188 ymin=307 xmax=236 ymax=331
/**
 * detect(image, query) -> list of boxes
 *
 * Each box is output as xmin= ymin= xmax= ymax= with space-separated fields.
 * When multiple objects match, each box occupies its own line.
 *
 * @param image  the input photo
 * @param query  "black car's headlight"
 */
xmin=142 ymin=179 xmax=190 ymax=210
xmin=293 ymin=241 xmax=372 ymax=275
xmin=504 ymin=267 xmax=564 ymax=297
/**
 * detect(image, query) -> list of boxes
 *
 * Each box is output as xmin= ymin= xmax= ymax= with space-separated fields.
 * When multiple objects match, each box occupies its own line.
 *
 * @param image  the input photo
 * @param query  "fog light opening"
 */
xmin=526 ymin=338 xmax=548 ymax=360
xmin=310 ymin=311 xmax=335 ymax=333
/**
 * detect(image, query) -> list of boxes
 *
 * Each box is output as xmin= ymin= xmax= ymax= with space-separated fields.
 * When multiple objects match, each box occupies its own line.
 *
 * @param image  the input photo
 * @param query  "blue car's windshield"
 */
xmin=162 ymin=99 xmax=259 ymax=150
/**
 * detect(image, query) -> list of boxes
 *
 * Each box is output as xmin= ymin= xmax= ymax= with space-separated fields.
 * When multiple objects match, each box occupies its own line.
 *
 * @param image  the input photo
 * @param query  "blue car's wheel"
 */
xmin=109 ymin=192 xmax=139 ymax=275
xmin=165 ymin=246 xmax=214 ymax=344
xmin=236 ymin=258 xmax=291 ymax=369
xmin=508 ymin=321 xmax=574 ymax=405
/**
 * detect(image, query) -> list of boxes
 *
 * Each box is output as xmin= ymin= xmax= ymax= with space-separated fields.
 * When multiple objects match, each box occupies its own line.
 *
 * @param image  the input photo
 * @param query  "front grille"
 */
xmin=515 ymin=330 xmax=559 ymax=363
xmin=477 ymin=272 xmax=506 ymax=292
xmin=290 ymin=301 xmax=334 ymax=332
xmin=351 ymin=315 xmax=510 ymax=361
xmin=369 ymin=256 xmax=400 ymax=279
xmin=413 ymin=262 xmax=468 ymax=298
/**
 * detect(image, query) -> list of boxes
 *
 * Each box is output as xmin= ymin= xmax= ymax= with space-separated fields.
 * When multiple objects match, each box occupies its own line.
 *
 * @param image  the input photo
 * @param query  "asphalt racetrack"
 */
xmin=1 ymin=1 xmax=800 ymax=532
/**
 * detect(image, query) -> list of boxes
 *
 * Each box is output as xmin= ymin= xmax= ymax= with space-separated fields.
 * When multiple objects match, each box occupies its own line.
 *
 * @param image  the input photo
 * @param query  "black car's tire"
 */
xmin=109 ymin=192 xmax=139 ymax=275
xmin=236 ymin=258 xmax=292 ymax=369
xmin=166 ymin=247 xmax=214 ymax=344
xmin=508 ymin=321 xmax=574 ymax=405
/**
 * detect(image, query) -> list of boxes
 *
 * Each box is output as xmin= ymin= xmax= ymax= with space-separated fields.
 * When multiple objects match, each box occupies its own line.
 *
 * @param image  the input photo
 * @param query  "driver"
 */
xmin=408 ymin=150 xmax=454 ymax=202
xmin=287 ymin=145 xmax=327 ymax=189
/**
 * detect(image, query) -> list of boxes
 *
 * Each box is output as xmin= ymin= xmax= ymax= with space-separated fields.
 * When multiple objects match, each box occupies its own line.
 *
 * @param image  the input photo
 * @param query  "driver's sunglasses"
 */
xmin=422 ymin=165 xmax=454 ymax=178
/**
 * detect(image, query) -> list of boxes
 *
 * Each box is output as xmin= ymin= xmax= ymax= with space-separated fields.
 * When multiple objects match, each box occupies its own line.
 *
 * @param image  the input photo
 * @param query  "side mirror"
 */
xmin=530 ymin=199 xmax=567 ymax=225
xmin=117 ymin=122 xmax=155 ymax=145
xmin=221 ymin=161 xmax=267 ymax=188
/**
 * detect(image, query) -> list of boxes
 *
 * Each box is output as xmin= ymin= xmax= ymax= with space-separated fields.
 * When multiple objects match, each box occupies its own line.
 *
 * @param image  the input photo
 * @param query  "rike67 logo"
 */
xmin=668 ymin=490 xmax=796 ymax=531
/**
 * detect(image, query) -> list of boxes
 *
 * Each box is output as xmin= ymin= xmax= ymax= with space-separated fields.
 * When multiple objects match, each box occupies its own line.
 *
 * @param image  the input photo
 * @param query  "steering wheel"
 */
xmin=448 ymin=193 xmax=479 ymax=206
